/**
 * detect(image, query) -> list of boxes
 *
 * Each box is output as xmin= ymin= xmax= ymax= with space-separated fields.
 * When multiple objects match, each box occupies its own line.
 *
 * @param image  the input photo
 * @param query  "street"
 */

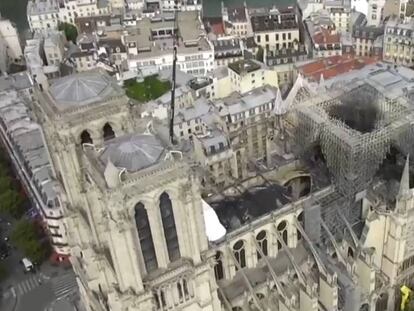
xmin=0 ymin=215 xmax=81 ymax=311
xmin=1 ymin=266 xmax=80 ymax=311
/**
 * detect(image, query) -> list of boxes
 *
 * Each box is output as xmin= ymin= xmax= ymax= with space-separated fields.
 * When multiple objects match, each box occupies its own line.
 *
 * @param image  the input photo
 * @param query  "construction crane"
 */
xmin=169 ymin=0 xmax=180 ymax=145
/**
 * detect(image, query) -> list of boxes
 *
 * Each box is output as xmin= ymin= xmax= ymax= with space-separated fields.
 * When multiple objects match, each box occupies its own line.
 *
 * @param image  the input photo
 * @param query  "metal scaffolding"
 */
xmin=293 ymin=83 xmax=412 ymax=197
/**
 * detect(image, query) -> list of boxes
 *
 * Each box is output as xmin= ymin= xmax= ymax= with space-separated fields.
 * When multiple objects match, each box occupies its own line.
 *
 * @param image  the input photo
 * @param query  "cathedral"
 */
xmin=30 ymin=64 xmax=414 ymax=311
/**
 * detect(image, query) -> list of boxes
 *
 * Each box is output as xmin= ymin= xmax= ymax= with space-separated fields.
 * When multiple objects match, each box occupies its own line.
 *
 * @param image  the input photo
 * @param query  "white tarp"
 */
xmin=352 ymin=0 xmax=368 ymax=16
xmin=202 ymin=199 xmax=226 ymax=242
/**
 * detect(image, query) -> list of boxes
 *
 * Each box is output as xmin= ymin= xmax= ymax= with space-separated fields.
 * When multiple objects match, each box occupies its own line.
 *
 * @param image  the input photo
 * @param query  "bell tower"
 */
xmin=33 ymin=70 xmax=221 ymax=311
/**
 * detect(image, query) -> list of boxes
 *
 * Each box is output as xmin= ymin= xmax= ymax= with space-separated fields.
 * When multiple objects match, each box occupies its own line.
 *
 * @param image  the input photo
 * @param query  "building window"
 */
xmin=177 ymin=282 xmax=183 ymax=301
xmin=153 ymin=292 xmax=161 ymax=309
xmin=80 ymin=130 xmax=93 ymax=145
xmin=288 ymin=33 xmax=291 ymax=40
xmin=135 ymin=203 xmax=158 ymax=272
xmin=276 ymin=34 xmax=279 ymax=41
xmin=159 ymin=192 xmax=180 ymax=262
xmin=183 ymin=279 xmax=189 ymax=298
xmin=257 ymin=35 xmax=261 ymax=43
xmin=160 ymin=290 xmax=166 ymax=308
xmin=103 ymin=122 xmax=115 ymax=141
xmin=277 ymin=220 xmax=287 ymax=249
xmin=265 ymin=34 xmax=269 ymax=42
xmin=282 ymin=33 xmax=286 ymax=40
xmin=214 ymin=251 xmax=224 ymax=280
xmin=297 ymin=212 xmax=303 ymax=240
xmin=233 ymin=240 xmax=246 ymax=269
xmin=256 ymin=230 xmax=268 ymax=259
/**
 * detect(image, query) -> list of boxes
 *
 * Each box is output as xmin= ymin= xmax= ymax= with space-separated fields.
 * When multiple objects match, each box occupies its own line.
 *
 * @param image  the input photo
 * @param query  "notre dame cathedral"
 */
xmin=31 ymin=67 xmax=414 ymax=311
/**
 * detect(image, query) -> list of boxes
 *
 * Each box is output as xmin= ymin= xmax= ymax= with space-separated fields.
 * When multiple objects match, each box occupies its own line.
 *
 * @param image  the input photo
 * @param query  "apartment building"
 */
xmin=0 ymin=18 xmax=23 ymax=64
xmin=265 ymin=44 xmax=308 ymax=86
xmin=98 ymin=38 xmax=128 ymax=68
xmin=305 ymin=12 xmax=342 ymax=58
xmin=325 ymin=0 xmax=352 ymax=32
xmin=0 ymin=87 xmax=68 ymax=256
xmin=44 ymin=31 xmax=66 ymax=66
xmin=126 ymin=0 xmax=145 ymax=10
xmin=27 ymin=0 xmax=112 ymax=33
xmin=71 ymin=51 xmax=96 ymax=71
xmin=227 ymin=59 xmax=279 ymax=94
xmin=171 ymin=83 xmax=277 ymax=186
xmin=125 ymin=11 xmax=214 ymax=76
xmin=367 ymin=0 xmax=385 ymax=26
xmin=297 ymin=0 xmax=324 ymax=20
xmin=58 ymin=0 xmax=111 ymax=25
xmin=75 ymin=13 xmax=121 ymax=33
xmin=398 ymin=0 xmax=414 ymax=21
xmin=212 ymin=38 xmax=244 ymax=67
xmin=173 ymin=97 xmax=216 ymax=141
xmin=383 ymin=18 xmax=414 ymax=66
xmin=251 ymin=7 xmax=300 ymax=53
xmin=161 ymin=0 xmax=202 ymax=11
xmin=193 ymin=128 xmax=235 ymax=188
xmin=214 ymin=86 xmax=276 ymax=179
xmin=222 ymin=4 xmax=252 ymax=37
xmin=24 ymin=38 xmax=45 ymax=78
xmin=353 ymin=25 xmax=384 ymax=57
xmin=27 ymin=0 xmax=60 ymax=34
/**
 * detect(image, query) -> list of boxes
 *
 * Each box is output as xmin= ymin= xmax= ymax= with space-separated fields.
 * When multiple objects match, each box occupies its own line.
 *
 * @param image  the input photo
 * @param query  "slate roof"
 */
xmin=49 ymin=70 xmax=123 ymax=108
xmin=251 ymin=8 xmax=298 ymax=32
xmin=100 ymin=134 xmax=165 ymax=172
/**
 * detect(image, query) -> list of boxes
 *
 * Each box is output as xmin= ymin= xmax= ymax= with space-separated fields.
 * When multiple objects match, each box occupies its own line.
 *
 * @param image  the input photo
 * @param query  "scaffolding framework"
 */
xmin=293 ymin=83 xmax=411 ymax=197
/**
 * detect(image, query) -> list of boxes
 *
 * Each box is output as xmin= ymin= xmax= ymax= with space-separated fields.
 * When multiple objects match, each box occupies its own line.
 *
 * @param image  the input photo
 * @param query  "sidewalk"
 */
xmin=0 ymin=287 xmax=17 ymax=311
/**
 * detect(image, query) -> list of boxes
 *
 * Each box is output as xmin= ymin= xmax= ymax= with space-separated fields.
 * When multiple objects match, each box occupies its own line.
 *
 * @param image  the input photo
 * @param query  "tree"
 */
xmin=0 ymin=189 xmax=24 ymax=218
xmin=11 ymin=219 xmax=50 ymax=263
xmin=58 ymin=22 xmax=78 ymax=44
xmin=0 ymin=175 xmax=12 ymax=193
xmin=0 ymin=262 xmax=7 ymax=281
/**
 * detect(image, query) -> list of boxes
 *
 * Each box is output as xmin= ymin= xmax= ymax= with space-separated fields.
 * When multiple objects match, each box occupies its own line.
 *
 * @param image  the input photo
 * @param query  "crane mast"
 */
xmin=169 ymin=1 xmax=180 ymax=144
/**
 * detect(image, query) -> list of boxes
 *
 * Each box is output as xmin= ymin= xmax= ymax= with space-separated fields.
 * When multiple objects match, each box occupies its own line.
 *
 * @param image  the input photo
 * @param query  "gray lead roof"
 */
xmin=50 ymin=73 xmax=107 ymax=103
xmin=100 ymin=134 xmax=166 ymax=172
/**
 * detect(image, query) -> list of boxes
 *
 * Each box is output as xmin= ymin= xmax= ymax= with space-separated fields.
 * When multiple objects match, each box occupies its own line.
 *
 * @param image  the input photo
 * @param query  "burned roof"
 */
xmin=211 ymin=184 xmax=291 ymax=232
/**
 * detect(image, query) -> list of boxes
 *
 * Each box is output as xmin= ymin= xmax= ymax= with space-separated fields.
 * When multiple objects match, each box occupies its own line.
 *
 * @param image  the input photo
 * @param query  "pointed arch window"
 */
xmin=135 ymin=203 xmax=158 ymax=272
xmin=160 ymin=290 xmax=166 ymax=308
xmin=233 ymin=240 xmax=246 ymax=269
xmin=277 ymin=220 xmax=288 ymax=249
xmin=297 ymin=212 xmax=304 ymax=241
xmin=256 ymin=230 xmax=268 ymax=260
xmin=177 ymin=282 xmax=183 ymax=301
xmin=153 ymin=292 xmax=160 ymax=310
xmin=103 ymin=122 xmax=115 ymax=141
xmin=214 ymin=251 xmax=224 ymax=280
xmin=80 ymin=130 xmax=93 ymax=145
xmin=159 ymin=192 xmax=180 ymax=262
xmin=183 ymin=279 xmax=189 ymax=299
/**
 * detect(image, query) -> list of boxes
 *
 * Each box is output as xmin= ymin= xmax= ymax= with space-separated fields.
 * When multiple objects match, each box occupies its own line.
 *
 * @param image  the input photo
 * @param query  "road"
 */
xmin=1 ymin=267 xmax=80 ymax=311
xmin=0 ymin=216 xmax=81 ymax=311
xmin=0 ymin=255 xmax=80 ymax=311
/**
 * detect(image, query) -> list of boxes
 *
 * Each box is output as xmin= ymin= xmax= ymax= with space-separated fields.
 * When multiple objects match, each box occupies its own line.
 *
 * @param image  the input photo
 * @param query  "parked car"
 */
xmin=21 ymin=258 xmax=35 ymax=273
